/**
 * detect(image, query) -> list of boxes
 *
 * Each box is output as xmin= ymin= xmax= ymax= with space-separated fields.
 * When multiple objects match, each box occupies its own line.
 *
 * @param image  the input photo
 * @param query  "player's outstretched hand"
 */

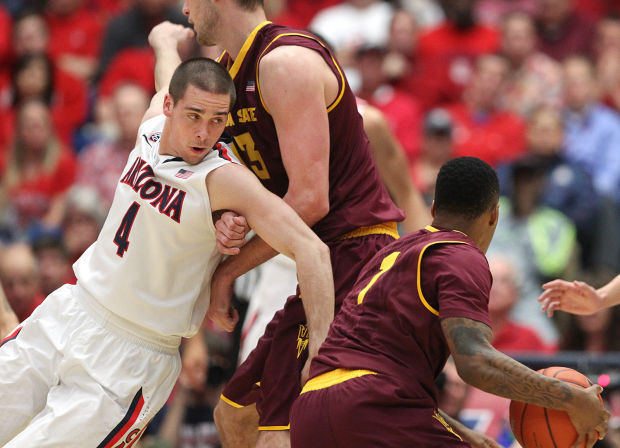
xmin=148 ymin=21 xmax=195 ymax=52
xmin=538 ymin=279 xmax=604 ymax=317
xmin=215 ymin=211 xmax=250 ymax=255
xmin=208 ymin=266 xmax=239 ymax=332
xmin=566 ymin=385 xmax=609 ymax=448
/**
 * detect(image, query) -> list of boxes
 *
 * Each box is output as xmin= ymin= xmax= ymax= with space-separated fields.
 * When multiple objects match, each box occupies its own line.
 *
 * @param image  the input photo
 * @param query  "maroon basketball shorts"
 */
xmin=220 ymin=227 xmax=398 ymax=429
xmin=290 ymin=370 xmax=470 ymax=447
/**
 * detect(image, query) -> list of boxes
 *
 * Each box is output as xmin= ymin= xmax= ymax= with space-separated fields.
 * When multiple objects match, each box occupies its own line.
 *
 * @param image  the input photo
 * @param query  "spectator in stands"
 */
xmin=474 ymin=0 xmax=538 ymax=27
xmin=415 ymin=0 xmax=500 ymax=108
xmin=355 ymin=44 xmax=422 ymax=161
xmin=499 ymin=12 xmax=563 ymax=117
xmin=78 ymin=83 xmax=150 ymax=210
xmin=309 ymin=0 xmax=395 ymax=91
xmin=0 ymin=5 xmax=12 ymax=87
xmin=497 ymin=106 xmax=601 ymax=270
xmin=562 ymin=55 xmax=620 ymax=207
xmin=489 ymin=156 xmax=578 ymax=345
xmin=264 ymin=0 xmax=341 ymax=29
xmin=61 ymin=186 xmax=106 ymax=270
xmin=382 ymin=8 xmax=443 ymax=111
xmin=536 ymin=0 xmax=596 ymax=61
xmin=44 ymin=0 xmax=104 ymax=82
xmin=2 ymin=14 xmax=89 ymax=146
xmin=7 ymin=9 xmax=47 ymax=58
xmin=410 ymin=107 xmax=455 ymax=205
xmin=445 ymin=53 xmax=526 ymax=166
xmin=487 ymin=255 xmax=551 ymax=353
xmin=0 ymin=242 xmax=44 ymax=323
xmin=557 ymin=305 xmax=620 ymax=353
xmin=398 ymin=0 xmax=445 ymax=29
xmin=96 ymin=0 xmax=187 ymax=81
xmin=0 ymin=99 xmax=77 ymax=240
xmin=31 ymin=235 xmax=72 ymax=296
xmin=594 ymin=15 xmax=620 ymax=112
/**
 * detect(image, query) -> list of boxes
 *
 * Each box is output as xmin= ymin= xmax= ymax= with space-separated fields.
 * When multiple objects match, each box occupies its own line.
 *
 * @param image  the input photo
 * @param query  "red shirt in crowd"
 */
xmin=446 ymin=103 xmax=526 ymax=167
xmin=415 ymin=22 xmax=500 ymax=108
xmin=46 ymin=7 xmax=104 ymax=62
xmin=97 ymin=47 xmax=155 ymax=98
xmin=7 ymin=148 xmax=77 ymax=229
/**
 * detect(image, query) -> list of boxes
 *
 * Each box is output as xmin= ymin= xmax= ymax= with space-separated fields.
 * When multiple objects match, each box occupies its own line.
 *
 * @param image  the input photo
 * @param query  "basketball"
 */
xmin=509 ymin=366 xmax=599 ymax=448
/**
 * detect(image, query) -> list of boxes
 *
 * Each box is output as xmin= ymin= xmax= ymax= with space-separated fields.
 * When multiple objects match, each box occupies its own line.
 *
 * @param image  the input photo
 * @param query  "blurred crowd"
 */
xmin=1 ymin=0 xmax=620 ymax=446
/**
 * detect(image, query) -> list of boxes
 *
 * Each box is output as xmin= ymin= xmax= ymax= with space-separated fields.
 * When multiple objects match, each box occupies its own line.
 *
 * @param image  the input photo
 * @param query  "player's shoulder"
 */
xmin=139 ymin=114 xmax=165 ymax=140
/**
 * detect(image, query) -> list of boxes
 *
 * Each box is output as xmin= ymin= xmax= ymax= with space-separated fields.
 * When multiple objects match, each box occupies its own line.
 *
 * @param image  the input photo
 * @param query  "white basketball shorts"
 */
xmin=0 ymin=284 xmax=182 ymax=447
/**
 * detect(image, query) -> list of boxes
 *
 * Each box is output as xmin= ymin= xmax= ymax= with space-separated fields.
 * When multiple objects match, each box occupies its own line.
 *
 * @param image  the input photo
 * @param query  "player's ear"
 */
xmin=163 ymin=93 xmax=174 ymax=117
xmin=489 ymin=202 xmax=499 ymax=226
xmin=430 ymin=201 xmax=436 ymax=219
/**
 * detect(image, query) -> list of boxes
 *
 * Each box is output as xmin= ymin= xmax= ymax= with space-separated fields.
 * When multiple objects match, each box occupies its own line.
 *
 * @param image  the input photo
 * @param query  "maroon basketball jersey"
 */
xmin=218 ymin=22 xmax=403 ymax=241
xmin=310 ymin=226 xmax=492 ymax=407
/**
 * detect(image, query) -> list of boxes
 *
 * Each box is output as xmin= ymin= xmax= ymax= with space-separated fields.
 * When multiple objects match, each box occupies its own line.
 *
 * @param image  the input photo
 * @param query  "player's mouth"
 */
xmin=191 ymin=146 xmax=206 ymax=153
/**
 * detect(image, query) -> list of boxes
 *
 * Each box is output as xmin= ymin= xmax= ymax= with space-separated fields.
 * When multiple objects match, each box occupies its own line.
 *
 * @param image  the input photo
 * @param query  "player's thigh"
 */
xmin=256 ymin=296 xmax=307 ymax=428
xmin=0 ymin=304 xmax=66 ymax=444
xmin=5 ymin=381 xmax=145 ymax=447
xmin=221 ymin=295 xmax=293 ymax=407
xmin=4 ymin=344 xmax=181 ymax=447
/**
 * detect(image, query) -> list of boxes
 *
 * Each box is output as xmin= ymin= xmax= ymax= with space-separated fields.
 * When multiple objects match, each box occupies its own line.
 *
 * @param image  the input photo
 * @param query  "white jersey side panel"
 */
xmin=73 ymin=115 xmax=233 ymax=338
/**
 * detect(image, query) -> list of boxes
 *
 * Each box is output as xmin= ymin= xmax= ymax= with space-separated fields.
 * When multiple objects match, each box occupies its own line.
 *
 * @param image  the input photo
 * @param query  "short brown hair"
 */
xmin=169 ymin=58 xmax=236 ymax=110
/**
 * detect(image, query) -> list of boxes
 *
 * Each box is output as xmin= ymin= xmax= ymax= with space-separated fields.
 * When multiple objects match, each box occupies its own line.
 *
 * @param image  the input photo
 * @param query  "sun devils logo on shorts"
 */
xmin=296 ymin=324 xmax=308 ymax=358
xmin=148 ymin=132 xmax=161 ymax=143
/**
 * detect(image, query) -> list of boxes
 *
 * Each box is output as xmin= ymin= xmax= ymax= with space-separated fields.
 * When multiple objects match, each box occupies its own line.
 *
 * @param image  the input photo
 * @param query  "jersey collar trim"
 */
xmin=228 ymin=21 xmax=271 ymax=80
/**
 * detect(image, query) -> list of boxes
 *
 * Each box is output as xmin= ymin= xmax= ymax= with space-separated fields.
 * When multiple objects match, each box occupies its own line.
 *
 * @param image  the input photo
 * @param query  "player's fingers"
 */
xmin=570 ymin=432 xmax=588 ymax=448
xmin=541 ymin=279 xmax=569 ymax=290
xmin=546 ymin=301 xmax=561 ymax=317
xmin=232 ymin=215 xmax=249 ymax=230
xmin=216 ymin=240 xmax=240 ymax=255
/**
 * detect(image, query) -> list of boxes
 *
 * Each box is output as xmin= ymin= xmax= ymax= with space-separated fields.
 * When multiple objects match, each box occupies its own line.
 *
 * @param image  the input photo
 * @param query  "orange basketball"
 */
xmin=509 ymin=366 xmax=598 ymax=448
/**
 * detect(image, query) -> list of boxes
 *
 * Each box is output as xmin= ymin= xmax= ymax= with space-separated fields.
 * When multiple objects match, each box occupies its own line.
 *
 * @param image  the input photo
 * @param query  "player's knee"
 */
xmin=256 ymin=430 xmax=290 ymax=448
xmin=214 ymin=399 xmax=257 ymax=431
xmin=213 ymin=399 xmax=231 ymax=431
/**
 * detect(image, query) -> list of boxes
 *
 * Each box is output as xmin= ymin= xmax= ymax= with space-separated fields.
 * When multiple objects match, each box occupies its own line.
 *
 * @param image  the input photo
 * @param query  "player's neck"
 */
xmin=224 ymin=8 xmax=268 ymax=60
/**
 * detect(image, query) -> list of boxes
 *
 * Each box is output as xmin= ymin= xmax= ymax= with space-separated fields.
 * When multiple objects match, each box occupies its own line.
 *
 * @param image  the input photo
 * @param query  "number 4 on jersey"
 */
xmin=114 ymin=202 xmax=140 ymax=257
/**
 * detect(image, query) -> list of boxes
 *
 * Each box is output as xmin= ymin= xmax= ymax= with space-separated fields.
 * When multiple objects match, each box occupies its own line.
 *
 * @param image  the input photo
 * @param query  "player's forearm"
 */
xmin=444 ymin=318 xmax=578 ymax=412
xmin=216 ymin=234 xmax=279 ymax=281
xmin=294 ymin=242 xmax=335 ymax=358
xmin=598 ymin=273 xmax=620 ymax=309
xmin=455 ymin=347 xmax=579 ymax=412
xmin=153 ymin=46 xmax=182 ymax=92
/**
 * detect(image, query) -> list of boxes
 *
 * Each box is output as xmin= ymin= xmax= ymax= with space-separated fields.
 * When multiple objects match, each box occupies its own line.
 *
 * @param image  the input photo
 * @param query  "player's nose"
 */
xmin=182 ymin=1 xmax=189 ymax=16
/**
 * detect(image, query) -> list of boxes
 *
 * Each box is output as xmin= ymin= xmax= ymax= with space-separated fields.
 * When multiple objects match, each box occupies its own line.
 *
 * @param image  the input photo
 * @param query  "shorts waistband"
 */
xmin=75 ymin=285 xmax=181 ymax=354
xmin=336 ymin=222 xmax=399 ymax=241
xmin=301 ymin=368 xmax=377 ymax=394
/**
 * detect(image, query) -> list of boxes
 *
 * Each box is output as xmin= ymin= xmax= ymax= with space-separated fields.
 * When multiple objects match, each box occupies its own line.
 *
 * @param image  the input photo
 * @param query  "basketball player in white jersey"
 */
xmin=0 ymin=23 xmax=334 ymax=448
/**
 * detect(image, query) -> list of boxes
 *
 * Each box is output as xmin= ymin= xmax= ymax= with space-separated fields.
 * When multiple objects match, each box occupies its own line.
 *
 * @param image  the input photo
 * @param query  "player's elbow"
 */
xmin=287 ymin=189 xmax=330 ymax=225
xmin=451 ymin=349 xmax=495 ymax=389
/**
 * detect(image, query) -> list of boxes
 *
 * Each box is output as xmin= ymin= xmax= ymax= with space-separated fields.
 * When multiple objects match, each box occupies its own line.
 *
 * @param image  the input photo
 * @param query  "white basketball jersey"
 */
xmin=74 ymin=115 xmax=234 ymax=338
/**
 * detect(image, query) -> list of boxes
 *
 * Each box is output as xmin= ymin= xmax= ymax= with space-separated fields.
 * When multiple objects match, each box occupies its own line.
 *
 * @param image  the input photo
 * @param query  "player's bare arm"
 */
xmin=361 ymin=104 xmax=430 ymax=233
xmin=539 ymin=275 xmax=620 ymax=316
xmin=441 ymin=317 xmax=609 ymax=447
xmin=212 ymin=46 xmax=335 ymax=273
xmin=142 ymin=22 xmax=195 ymax=128
xmin=0 ymin=286 xmax=18 ymax=339
xmin=206 ymin=163 xmax=335 ymax=358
